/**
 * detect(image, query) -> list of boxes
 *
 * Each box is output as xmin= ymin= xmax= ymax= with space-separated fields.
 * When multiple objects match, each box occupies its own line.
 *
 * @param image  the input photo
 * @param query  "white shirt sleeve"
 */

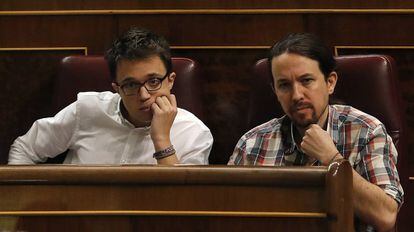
xmin=171 ymin=109 xmax=213 ymax=165
xmin=179 ymin=128 xmax=213 ymax=165
xmin=8 ymin=102 xmax=78 ymax=164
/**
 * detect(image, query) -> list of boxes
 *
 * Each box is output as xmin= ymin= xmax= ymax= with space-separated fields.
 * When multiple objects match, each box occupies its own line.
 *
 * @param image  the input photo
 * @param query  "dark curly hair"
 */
xmin=105 ymin=27 xmax=172 ymax=82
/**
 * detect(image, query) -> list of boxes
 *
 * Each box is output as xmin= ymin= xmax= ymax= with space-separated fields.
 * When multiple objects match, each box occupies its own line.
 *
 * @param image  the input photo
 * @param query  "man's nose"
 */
xmin=292 ymin=83 xmax=304 ymax=101
xmin=137 ymin=86 xmax=151 ymax=100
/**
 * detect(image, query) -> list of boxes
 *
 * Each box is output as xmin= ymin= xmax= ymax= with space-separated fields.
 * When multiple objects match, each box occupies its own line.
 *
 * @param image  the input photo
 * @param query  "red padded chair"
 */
xmin=53 ymin=55 xmax=204 ymax=120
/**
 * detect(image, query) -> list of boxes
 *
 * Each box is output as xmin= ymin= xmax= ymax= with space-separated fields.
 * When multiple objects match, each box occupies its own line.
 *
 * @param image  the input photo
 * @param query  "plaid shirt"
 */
xmin=229 ymin=105 xmax=403 ymax=230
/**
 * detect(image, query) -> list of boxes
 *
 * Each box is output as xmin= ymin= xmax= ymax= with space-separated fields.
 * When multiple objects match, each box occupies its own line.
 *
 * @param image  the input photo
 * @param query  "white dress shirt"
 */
xmin=8 ymin=92 xmax=213 ymax=165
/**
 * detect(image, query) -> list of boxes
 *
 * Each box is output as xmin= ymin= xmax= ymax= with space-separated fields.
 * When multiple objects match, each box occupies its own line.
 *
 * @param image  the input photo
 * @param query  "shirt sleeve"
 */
xmin=177 ymin=127 xmax=213 ymax=165
xmin=8 ymin=102 xmax=78 ymax=164
xmin=228 ymin=136 xmax=247 ymax=165
xmin=356 ymin=124 xmax=404 ymax=206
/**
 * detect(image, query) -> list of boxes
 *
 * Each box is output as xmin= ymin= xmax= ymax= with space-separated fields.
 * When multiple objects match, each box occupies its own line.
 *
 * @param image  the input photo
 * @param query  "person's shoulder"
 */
xmin=241 ymin=117 xmax=283 ymax=141
xmin=77 ymin=91 xmax=118 ymax=102
xmin=332 ymin=104 xmax=383 ymax=129
xmin=174 ymin=108 xmax=210 ymax=131
xmin=76 ymin=91 xmax=120 ymax=115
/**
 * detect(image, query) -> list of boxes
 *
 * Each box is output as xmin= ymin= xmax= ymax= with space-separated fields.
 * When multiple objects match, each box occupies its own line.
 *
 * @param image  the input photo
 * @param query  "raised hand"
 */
xmin=300 ymin=124 xmax=341 ymax=165
xmin=150 ymin=94 xmax=177 ymax=151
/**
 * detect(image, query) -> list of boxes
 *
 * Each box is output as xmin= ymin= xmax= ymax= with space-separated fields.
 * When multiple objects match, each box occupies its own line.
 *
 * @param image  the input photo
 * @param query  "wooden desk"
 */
xmin=0 ymin=160 xmax=353 ymax=231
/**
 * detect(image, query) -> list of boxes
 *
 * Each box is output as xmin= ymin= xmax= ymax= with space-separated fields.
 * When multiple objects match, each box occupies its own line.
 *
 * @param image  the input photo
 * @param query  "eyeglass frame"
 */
xmin=114 ymin=72 xmax=170 ymax=96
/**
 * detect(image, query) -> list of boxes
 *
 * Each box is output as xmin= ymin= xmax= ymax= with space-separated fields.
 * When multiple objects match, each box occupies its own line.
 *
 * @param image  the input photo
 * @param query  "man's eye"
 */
xmin=278 ymin=83 xmax=289 ymax=89
xmin=147 ymin=79 xmax=161 ymax=86
xmin=302 ymin=78 xmax=313 ymax=85
xmin=123 ymin=82 xmax=139 ymax=89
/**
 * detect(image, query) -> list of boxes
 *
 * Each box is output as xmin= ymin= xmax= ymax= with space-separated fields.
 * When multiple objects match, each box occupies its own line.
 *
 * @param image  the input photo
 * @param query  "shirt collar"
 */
xmin=280 ymin=116 xmax=296 ymax=155
xmin=280 ymin=116 xmax=307 ymax=165
xmin=115 ymin=96 xmax=151 ymax=131
xmin=115 ymin=96 xmax=133 ymax=127
xmin=290 ymin=121 xmax=305 ymax=153
xmin=327 ymin=105 xmax=339 ymax=145
xmin=281 ymin=105 xmax=338 ymax=154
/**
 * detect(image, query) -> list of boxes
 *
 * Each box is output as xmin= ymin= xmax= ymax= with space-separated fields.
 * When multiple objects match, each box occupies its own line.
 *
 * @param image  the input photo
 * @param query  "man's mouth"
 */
xmin=292 ymin=103 xmax=313 ymax=113
xmin=139 ymin=106 xmax=151 ymax=111
xmin=296 ymin=106 xmax=310 ymax=111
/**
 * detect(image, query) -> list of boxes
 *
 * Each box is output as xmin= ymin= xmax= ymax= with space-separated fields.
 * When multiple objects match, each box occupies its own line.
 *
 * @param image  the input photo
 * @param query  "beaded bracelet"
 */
xmin=153 ymin=145 xmax=176 ymax=160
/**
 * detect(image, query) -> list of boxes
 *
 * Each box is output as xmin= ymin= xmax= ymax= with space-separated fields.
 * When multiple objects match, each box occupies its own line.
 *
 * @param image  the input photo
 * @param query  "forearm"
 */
xmin=152 ymin=131 xmax=213 ymax=165
xmin=8 ymin=129 xmax=51 ymax=164
xmin=153 ymin=139 xmax=178 ymax=165
xmin=9 ymin=105 xmax=77 ymax=165
xmin=352 ymin=169 xmax=398 ymax=231
xmin=8 ymin=138 xmax=39 ymax=164
xmin=156 ymin=153 xmax=178 ymax=165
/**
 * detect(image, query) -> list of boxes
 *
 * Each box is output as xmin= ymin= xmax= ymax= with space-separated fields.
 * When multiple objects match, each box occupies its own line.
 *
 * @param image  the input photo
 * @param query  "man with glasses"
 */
xmin=8 ymin=28 xmax=213 ymax=165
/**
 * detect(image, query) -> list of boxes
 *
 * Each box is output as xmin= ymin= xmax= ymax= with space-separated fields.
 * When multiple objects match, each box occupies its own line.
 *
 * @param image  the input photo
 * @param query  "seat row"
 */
xmin=54 ymin=55 xmax=406 ymax=167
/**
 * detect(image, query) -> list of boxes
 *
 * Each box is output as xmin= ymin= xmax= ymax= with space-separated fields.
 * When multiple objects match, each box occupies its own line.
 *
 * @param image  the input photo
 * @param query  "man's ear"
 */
xmin=327 ymin=71 xmax=338 ymax=95
xmin=111 ymin=82 xmax=120 ymax=93
xmin=167 ymin=72 xmax=176 ymax=90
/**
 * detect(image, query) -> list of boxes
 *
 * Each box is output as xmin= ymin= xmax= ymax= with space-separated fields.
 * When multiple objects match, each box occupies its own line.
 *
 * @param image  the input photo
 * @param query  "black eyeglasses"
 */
xmin=115 ymin=73 xmax=169 ymax=96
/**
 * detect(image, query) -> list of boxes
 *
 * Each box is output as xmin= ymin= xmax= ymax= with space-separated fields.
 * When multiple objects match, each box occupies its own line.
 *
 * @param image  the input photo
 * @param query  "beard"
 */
xmin=291 ymin=110 xmax=318 ymax=128
xmin=289 ymin=102 xmax=319 ymax=129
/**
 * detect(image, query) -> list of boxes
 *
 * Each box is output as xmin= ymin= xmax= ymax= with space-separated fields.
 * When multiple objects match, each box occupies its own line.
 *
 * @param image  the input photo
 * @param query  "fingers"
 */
xmin=301 ymin=124 xmax=322 ymax=151
xmin=151 ymin=100 xmax=161 ymax=113
xmin=300 ymin=123 xmax=338 ymax=165
xmin=302 ymin=124 xmax=326 ymax=145
xmin=150 ymin=95 xmax=178 ymax=146
xmin=167 ymin=94 xmax=177 ymax=108
xmin=305 ymin=124 xmax=322 ymax=133
xmin=151 ymin=95 xmax=177 ymax=114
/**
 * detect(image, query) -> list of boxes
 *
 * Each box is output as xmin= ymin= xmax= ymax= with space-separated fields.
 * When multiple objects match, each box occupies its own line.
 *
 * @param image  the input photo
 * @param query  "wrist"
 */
xmin=153 ymin=145 xmax=176 ymax=160
xmin=325 ymin=151 xmax=342 ymax=165
xmin=153 ymin=138 xmax=171 ymax=151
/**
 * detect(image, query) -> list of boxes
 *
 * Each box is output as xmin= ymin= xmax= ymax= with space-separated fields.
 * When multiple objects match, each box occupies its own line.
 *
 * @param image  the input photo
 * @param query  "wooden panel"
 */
xmin=0 ymin=185 xmax=323 ymax=212
xmin=307 ymin=14 xmax=414 ymax=45
xmin=0 ymin=162 xmax=353 ymax=231
xmin=117 ymin=14 xmax=304 ymax=46
xmin=3 ymin=216 xmax=328 ymax=232
xmin=0 ymin=15 xmax=115 ymax=53
xmin=1 ymin=0 xmax=414 ymax=10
